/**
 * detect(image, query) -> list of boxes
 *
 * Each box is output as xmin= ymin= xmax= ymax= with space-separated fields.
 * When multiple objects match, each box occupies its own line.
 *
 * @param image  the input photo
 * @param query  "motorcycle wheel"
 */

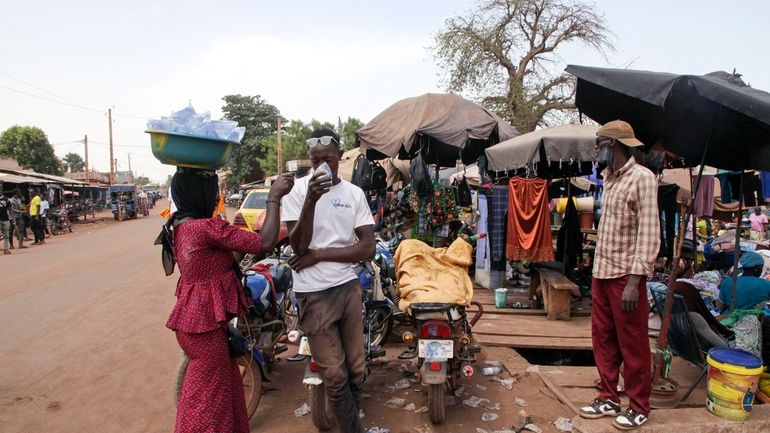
xmin=174 ymin=354 xmax=262 ymax=420
xmin=113 ymin=213 xmax=119 ymax=221
xmin=309 ymin=383 xmax=334 ymax=431
xmin=428 ymin=383 xmax=446 ymax=424
xmin=367 ymin=306 xmax=393 ymax=348
xmin=52 ymin=225 xmax=61 ymax=236
xmin=67 ymin=224 xmax=72 ymax=233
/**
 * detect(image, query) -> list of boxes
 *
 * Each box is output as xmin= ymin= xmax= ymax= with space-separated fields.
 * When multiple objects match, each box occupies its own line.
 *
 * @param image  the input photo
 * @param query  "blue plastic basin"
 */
xmin=146 ymin=130 xmax=238 ymax=170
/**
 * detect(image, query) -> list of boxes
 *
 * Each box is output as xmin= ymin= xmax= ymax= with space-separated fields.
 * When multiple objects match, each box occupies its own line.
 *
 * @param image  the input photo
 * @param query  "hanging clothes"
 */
xmin=476 ymin=194 xmax=489 ymax=269
xmin=762 ymin=171 xmax=770 ymax=201
xmin=506 ymin=177 xmax=554 ymax=263
xmin=556 ymin=195 xmax=582 ymax=270
xmin=693 ymin=175 xmax=715 ymax=217
xmin=488 ymin=185 xmax=508 ymax=262
xmin=743 ymin=173 xmax=763 ymax=206
xmin=657 ymin=184 xmax=679 ymax=259
xmin=715 ymin=171 xmax=735 ymax=203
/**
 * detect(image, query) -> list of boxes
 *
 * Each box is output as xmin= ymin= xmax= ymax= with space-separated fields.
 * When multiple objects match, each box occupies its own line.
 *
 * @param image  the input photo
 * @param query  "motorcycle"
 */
xmin=173 ymin=251 xmax=297 ymax=420
xmin=398 ymin=235 xmax=485 ymax=425
xmin=289 ymin=264 xmax=393 ymax=431
xmin=48 ymin=208 xmax=72 ymax=235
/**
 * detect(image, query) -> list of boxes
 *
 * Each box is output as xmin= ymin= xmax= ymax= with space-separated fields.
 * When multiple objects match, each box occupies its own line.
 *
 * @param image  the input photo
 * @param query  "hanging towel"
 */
xmin=762 ymin=172 xmax=770 ymax=201
xmin=556 ymin=195 xmax=582 ymax=270
xmin=693 ymin=175 xmax=715 ymax=217
xmin=506 ymin=177 xmax=554 ymax=263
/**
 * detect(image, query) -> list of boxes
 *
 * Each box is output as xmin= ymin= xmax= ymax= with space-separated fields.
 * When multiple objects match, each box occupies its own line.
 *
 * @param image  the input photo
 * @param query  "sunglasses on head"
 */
xmin=306 ymin=136 xmax=340 ymax=148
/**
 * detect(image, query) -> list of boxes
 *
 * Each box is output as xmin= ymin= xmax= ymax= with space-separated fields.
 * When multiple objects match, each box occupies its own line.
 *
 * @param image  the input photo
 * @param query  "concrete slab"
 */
xmin=571 ymin=405 xmax=770 ymax=433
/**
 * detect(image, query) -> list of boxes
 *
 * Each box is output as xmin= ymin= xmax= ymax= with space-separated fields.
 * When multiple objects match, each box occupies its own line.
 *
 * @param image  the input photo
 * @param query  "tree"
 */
xmin=433 ymin=0 xmax=614 ymax=132
xmin=221 ymin=94 xmax=282 ymax=187
xmin=0 ymin=125 xmax=63 ymax=175
xmin=337 ymin=117 xmax=365 ymax=150
xmin=135 ymin=175 xmax=151 ymax=186
xmin=259 ymin=119 xmax=336 ymax=176
xmin=62 ymin=152 xmax=85 ymax=172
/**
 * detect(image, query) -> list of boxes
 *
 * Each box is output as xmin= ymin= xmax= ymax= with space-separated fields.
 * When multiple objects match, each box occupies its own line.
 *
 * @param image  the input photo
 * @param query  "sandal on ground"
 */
xmin=510 ymin=301 xmax=530 ymax=309
xmin=612 ymin=408 xmax=648 ymax=430
xmin=579 ymin=398 xmax=621 ymax=419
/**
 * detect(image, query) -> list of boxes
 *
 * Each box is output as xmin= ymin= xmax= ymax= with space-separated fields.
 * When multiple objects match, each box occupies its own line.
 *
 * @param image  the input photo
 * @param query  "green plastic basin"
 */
xmin=146 ymin=130 xmax=238 ymax=170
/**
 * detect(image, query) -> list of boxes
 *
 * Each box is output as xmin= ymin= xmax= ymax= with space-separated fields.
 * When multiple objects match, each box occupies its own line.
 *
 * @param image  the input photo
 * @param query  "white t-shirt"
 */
xmin=281 ymin=175 xmax=374 ymax=293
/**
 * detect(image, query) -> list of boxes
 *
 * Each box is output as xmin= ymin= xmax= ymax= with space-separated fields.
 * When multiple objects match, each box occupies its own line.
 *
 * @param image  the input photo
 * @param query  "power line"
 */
xmin=0 ymin=85 xmax=151 ymax=121
xmin=0 ymin=69 xmax=82 ymax=106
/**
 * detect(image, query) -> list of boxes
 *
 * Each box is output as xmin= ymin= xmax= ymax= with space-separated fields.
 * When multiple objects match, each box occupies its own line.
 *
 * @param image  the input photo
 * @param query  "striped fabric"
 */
xmin=594 ymin=157 xmax=660 ymax=279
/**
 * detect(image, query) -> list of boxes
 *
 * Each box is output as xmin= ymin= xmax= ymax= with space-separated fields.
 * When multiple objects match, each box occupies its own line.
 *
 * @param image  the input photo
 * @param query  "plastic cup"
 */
xmin=494 ymin=288 xmax=508 ymax=308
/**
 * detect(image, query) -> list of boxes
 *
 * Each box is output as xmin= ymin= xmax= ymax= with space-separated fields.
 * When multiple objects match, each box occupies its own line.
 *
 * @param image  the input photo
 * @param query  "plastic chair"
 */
xmin=649 ymin=286 xmax=709 ymax=401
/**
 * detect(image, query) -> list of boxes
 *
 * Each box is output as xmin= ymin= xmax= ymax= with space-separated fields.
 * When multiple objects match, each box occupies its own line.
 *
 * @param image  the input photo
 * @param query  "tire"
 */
xmin=174 ymin=354 xmax=262 ymax=420
xmin=428 ymin=383 xmax=446 ymax=424
xmin=367 ymin=306 xmax=393 ymax=348
xmin=309 ymin=383 xmax=334 ymax=431
xmin=237 ymin=355 xmax=263 ymax=419
xmin=113 ymin=213 xmax=119 ymax=221
xmin=67 ymin=224 xmax=72 ymax=233
xmin=52 ymin=225 xmax=61 ymax=236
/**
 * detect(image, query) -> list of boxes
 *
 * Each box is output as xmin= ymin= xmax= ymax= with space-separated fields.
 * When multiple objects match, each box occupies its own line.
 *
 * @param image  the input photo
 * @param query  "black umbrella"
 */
xmin=565 ymin=65 xmax=770 ymax=171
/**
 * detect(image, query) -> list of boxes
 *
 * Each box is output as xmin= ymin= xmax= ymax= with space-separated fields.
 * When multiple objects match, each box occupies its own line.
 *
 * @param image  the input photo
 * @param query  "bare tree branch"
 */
xmin=433 ymin=0 xmax=615 ymax=132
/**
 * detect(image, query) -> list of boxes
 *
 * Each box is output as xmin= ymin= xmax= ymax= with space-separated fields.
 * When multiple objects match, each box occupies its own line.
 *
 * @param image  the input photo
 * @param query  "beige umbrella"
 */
xmin=485 ymin=124 xmax=599 ymax=172
xmin=356 ymin=93 xmax=519 ymax=166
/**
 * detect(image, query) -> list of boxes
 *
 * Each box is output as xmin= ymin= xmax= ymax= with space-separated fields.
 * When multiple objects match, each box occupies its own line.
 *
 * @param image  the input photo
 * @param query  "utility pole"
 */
xmin=276 ymin=117 xmax=283 ymax=175
xmin=84 ymin=135 xmax=89 ymax=184
xmin=108 ymin=108 xmax=114 ymax=185
xmin=128 ymin=153 xmax=132 ymax=175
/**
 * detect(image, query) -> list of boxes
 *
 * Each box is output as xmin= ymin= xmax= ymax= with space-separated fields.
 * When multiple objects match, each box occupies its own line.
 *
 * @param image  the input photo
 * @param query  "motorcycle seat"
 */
xmin=410 ymin=303 xmax=463 ymax=321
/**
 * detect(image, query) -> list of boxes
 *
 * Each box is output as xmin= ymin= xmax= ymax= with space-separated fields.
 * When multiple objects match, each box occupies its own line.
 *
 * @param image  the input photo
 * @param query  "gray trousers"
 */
xmin=1 ymin=220 xmax=9 ymax=251
xmin=297 ymin=279 xmax=365 ymax=433
xmin=689 ymin=312 xmax=729 ymax=350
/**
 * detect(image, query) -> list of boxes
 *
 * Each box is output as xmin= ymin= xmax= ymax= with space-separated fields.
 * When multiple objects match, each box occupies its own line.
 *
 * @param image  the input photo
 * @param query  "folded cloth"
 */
xmin=395 ymin=238 xmax=473 ymax=311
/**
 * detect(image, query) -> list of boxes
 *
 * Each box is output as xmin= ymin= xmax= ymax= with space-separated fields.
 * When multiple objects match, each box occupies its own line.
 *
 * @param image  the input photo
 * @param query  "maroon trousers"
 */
xmin=591 ymin=276 xmax=651 ymax=415
xmin=175 ymin=328 xmax=249 ymax=433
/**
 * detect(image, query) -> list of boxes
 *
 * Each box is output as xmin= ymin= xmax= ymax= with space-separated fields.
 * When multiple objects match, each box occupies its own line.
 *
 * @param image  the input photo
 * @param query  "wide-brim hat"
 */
xmin=597 ymin=120 xmax=644 ymax=148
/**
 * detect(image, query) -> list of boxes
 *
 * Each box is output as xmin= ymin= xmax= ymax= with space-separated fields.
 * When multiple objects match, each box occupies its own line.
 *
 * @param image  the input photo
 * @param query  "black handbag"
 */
xmin=456 ymin=179 xmax=472 ymax=207
xmin=410 ymin=153 xmax=433 ymax=199
xmin=227 ymin=323 xmax=249 ymax=358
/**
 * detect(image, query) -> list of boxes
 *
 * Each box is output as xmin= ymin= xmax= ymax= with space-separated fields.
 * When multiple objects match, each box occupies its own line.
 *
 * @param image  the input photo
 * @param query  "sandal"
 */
xmin=579 ymin=398 xmax=621 ymax=419
xmin=612 ymin=408 xmax=648 ymax=430
xmin=510 ymin=301 xmax=530 ymax=309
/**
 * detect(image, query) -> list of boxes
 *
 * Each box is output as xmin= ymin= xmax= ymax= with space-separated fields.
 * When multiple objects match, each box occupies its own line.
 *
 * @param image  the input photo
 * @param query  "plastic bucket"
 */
xmin=494 ymin=288 xmax=508 ymax=308
xmin=578 ymin=211 xmax=594 ymax=230
xmin=705 ymin=347 xmax=763 ymax=421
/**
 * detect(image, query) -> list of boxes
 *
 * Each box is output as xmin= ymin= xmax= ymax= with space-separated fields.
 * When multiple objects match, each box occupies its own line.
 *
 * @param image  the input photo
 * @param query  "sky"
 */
xmin=1 ymin=0 xmax=768 ymax=183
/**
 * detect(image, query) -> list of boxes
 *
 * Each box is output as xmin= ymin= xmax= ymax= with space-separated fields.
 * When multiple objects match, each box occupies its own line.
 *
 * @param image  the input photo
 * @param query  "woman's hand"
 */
xmin=269 ymin=174 xmax=295 ymax=200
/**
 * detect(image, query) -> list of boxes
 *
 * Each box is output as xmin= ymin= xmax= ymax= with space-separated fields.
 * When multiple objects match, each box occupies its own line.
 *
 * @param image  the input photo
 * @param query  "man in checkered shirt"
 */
xmin=579 ymin=120 xmax=660 ymax=431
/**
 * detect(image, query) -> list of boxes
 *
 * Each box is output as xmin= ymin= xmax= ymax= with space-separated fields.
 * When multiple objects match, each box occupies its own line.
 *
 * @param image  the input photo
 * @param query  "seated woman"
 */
xmin=673 ymin=281 xmax=732 ymax=350
xmin=716 ymin=251 xmax=770 ymax=312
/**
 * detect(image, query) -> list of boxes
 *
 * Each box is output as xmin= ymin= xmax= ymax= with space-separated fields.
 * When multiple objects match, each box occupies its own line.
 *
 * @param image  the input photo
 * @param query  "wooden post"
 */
xmin=276 ymin=118 xmax=283 ymax=175
xmin=108 ymin=108 xmax=114 ymax=185
xmin=84 ymin=135 xmax=89 ymax=184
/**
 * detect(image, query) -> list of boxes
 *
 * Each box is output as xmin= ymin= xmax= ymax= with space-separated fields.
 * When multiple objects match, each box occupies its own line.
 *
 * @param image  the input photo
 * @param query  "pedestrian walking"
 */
xmin=579 ymin=120 xmax=660 ymax=430
xmin=29 ymin=191 xmax=44 ymax=244
xmin=9 ymin=192 xmax=26 ymax=249
xmin=0 ymin=183 xmax=11 ymax=255
xmin=165 ymin=168 xmax=293 ymax=433
xmin=282 ymin=128 xmax=376 ymax=433
xmin=40 ymin=193 xmax=51 ymax=237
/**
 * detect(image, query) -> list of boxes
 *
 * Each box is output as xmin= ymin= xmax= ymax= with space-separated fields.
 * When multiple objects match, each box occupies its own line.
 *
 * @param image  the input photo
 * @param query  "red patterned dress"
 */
xmin=167 ymin=218 xmax=261 ymax=433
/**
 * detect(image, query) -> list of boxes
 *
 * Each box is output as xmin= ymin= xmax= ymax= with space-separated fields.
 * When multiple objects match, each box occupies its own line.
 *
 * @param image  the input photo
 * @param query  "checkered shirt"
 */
xmin=594 ymin=157 xmax=661 ymax=279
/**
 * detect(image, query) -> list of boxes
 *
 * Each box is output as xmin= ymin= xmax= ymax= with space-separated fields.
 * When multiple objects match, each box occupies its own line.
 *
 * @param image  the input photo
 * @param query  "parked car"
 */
xmin=233 ymin=188 xmax=289 ymax=240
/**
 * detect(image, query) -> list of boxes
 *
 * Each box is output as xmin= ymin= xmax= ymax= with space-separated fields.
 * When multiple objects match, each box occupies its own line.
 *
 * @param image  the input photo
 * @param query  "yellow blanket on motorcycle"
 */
xmin=394 ymin=238 xmax=474 ymax=311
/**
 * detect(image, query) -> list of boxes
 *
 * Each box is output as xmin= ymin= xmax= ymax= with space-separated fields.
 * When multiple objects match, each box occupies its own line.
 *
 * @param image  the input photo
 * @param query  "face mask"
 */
xmin=597 ymin=145 xmax=614 ymax=167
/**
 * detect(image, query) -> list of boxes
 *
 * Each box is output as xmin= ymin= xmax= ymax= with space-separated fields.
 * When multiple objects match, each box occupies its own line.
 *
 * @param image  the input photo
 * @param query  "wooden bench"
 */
xmin=529 ymin=268 xmax=578 ymax=321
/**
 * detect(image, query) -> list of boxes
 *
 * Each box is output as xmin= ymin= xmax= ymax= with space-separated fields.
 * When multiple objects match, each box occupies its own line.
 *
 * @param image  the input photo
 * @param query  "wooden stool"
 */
xmin=532 ymin=268 xmax=578 ymax=321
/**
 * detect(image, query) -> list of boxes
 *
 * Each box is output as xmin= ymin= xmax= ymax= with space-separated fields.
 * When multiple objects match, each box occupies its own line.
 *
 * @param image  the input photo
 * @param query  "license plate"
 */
xmin=418 ymin=339 xmax=453 ymax=360
xmin=298 ymin=336 xmax=312 ymax=356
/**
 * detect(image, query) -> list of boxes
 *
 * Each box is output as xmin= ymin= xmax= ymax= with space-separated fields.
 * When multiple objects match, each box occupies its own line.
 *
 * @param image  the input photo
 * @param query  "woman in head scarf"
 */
xmin=166 ymin=168 xmax=293 ymax=433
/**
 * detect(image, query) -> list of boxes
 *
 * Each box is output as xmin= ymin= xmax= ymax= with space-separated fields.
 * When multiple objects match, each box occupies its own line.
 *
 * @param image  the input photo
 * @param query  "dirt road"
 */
xmin=0 ymin=210 xmax=570 ymax=433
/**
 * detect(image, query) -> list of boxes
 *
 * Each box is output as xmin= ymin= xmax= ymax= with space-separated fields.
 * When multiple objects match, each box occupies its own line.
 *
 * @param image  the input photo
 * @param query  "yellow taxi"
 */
xmin=233 ymin=188 xmax=289 ymax=240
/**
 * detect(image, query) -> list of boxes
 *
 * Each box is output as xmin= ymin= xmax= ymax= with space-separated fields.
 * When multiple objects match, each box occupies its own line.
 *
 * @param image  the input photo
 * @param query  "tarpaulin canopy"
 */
xmin=356 ymin=93 xmax=519 ymax=166
xmin=485 ymin=124 xmax=598 ymax=172
xmin=0 ymin=172 xmax=50 ymax=184
xmin=566 ymin=65 xmax=770 ymax=171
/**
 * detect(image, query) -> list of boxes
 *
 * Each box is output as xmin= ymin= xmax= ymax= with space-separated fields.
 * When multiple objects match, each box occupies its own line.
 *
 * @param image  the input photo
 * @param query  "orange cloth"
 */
xmin=213 ymin=194 xmax=226 ymax=219
xmin=506 ymin=177 xmax=554 ymax=262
